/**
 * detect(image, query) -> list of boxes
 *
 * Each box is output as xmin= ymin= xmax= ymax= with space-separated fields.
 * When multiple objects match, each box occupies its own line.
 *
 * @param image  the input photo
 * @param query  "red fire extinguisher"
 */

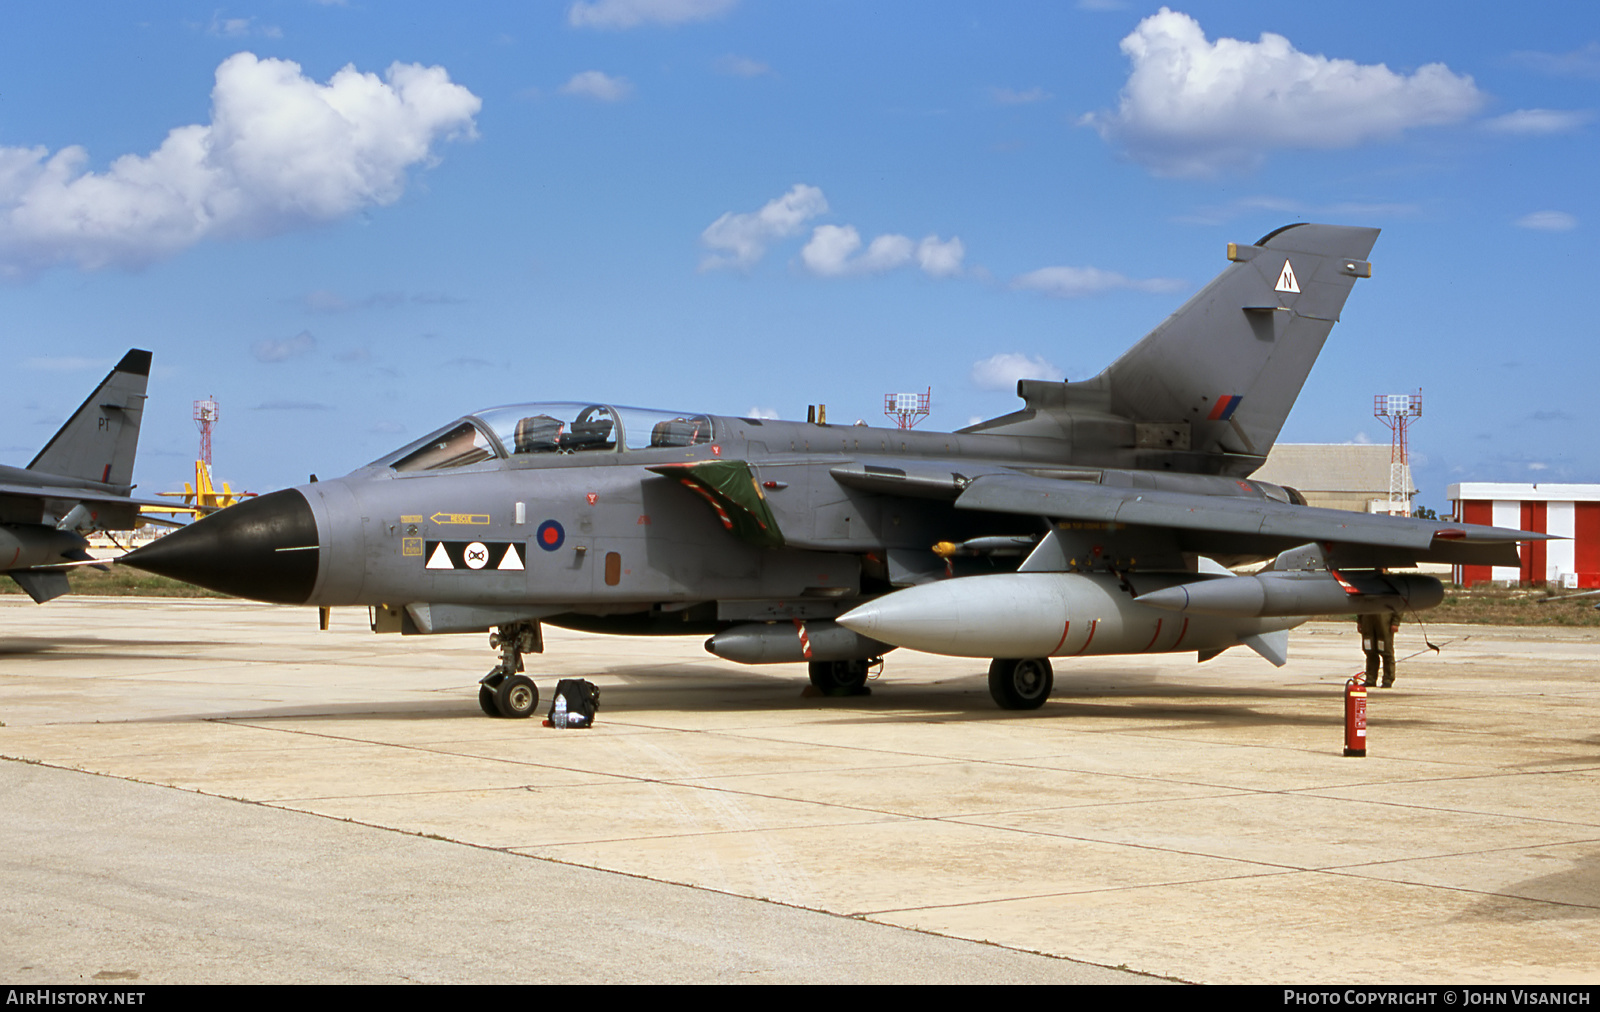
xmin=1344 ymin=676 xmax=1367 ymax=757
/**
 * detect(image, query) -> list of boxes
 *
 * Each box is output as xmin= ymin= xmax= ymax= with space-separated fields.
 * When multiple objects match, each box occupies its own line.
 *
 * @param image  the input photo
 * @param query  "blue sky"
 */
xmin=2 ymin=1 xmax=1596 ymax=512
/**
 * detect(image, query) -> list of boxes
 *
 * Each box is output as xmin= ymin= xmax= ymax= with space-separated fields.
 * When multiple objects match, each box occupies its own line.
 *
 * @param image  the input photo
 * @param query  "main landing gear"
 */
xmin=479 ymin=621 xmax=544 ymax=718
xmin=807 ymin=657 xmax=879 ymax=695
xmin=988 ymin=657 xmax=1054 ymax=710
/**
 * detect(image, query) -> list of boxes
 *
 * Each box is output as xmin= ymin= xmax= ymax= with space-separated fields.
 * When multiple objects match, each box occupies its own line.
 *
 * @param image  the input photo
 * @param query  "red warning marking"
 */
xmin=1071 ymin=618 xmax=1099 ymax=656
xmin=1141 ymin=619 xmax=1164 ymax=652
xmin=1172 ymin=617 xmax=1190 ymax=650
xmin=1052 ymin=620 xmax=1071 ymax=655
xmin=793 ymin=618 xmax=813 ymax=659
xmin=681 ymin=480 xmax=735 ymax=531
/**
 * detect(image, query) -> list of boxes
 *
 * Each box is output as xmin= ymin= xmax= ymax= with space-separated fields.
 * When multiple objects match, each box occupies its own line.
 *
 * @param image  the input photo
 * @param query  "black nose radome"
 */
xmin=124 ymin=488 xmax=319 ymax=604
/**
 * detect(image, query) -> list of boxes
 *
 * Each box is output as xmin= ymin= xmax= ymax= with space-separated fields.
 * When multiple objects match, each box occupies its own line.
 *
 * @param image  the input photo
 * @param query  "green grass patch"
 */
xmin=1421 ymin=585 xmax=1600 ymax=627
xmin=1 ymin=567 xmax=230 ymax=598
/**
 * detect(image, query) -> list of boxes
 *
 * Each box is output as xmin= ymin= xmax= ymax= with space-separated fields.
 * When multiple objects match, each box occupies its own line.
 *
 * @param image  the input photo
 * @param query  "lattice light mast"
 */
xmin=194 ymin=397 xmax=219 ymax=467
xmin=884 ymin=388 xmax=931 ymax=430
xmin=1374 ymin=390 xmax=1422 ymax=516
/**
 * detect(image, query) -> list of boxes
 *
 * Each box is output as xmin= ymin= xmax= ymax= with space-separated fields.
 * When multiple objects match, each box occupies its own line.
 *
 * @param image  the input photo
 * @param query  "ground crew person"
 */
xmin=1357 ymin=612 xmax=1399 ymax=687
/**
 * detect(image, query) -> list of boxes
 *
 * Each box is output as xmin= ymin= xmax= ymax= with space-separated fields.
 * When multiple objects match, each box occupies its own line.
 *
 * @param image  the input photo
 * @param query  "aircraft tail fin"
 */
xmin=26 ymin=349 xmax=152 ymax=490
xmin=1102 ymin=223 xmax=1379 ymax=469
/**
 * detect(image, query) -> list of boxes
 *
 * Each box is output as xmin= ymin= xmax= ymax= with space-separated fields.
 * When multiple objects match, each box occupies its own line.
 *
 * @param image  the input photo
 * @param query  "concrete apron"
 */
xmin=3 ymin=595 xmax=1599 ymax=984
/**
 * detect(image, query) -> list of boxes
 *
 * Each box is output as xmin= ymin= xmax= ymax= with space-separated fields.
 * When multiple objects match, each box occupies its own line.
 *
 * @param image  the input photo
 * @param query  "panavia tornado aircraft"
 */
xmin=2 ymin=350 xmax=156 ymax=603
xmin=124 ymin=225 xmax=1541 ymax=716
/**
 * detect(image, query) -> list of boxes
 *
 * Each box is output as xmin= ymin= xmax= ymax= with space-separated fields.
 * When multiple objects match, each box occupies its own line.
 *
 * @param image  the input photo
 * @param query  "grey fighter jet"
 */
xmin=123 ymin=225 xmax=1541 ymax=715
xmin=2 ymin=350 xmax=154 ymax=603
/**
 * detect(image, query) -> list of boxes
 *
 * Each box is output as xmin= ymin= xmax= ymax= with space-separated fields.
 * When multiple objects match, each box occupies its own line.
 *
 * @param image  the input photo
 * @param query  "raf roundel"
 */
xmin=535 ymin=519 xmax=565 ymax=552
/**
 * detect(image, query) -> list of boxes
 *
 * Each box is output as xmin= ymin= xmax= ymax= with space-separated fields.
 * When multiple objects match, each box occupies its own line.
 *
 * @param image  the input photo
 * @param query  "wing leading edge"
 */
xmin=954 ymin=472 xmax=1541 ymax=569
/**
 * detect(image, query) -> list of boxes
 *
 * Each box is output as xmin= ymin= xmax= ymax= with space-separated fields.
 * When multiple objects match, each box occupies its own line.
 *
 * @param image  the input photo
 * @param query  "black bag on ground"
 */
xmin=548 ymin=678 xmax=600 ymax=728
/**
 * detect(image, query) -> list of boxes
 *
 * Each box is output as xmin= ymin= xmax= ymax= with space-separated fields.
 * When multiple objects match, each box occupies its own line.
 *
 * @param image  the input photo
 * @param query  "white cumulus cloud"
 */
xmin=1509 ymin=42 xmax=1600 ymax=81
xmin=1012 ymin=265 xmax=1185 ymax=298
xmin=568 ymin=0 xmax=737 ymax=29
xmin=971 ymin=353 xmax=1062 ymax=391
xmin=205 ymin=13 xmax=282 ymax=38
xmin=1515 ymin=211 xmax=1578 ymax=231
xmin=560 ymin=70 xmax=633 ymax=102
xmin=700 ymin=184 xmax=828 ymax=270
xmin=801 ymin=225 xmax=912 ymax=276
xmin=1482 ymin=109 xmax=1594 ymax=135
xmin=700 ymin=185 xmax=963 ymax=280
xmin=1083 ymin=8 xmax=1483 ymax=177
xmin=0 ymin=53 xmax=480 ymax=276
xmin=801 ymin=227 xmax=965 ymax=279
xmin=917 ymin=236 xmax=965 ymax=277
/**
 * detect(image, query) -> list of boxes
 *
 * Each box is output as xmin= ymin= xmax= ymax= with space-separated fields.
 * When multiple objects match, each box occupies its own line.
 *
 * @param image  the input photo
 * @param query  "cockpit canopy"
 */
xmin=374 ymin=403 xmax=714 ymax=473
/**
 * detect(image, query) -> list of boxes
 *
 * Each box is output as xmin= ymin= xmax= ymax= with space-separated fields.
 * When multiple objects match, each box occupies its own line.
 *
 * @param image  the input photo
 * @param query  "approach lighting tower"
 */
xmin=1374 ymin=390 xmax=1422 ymax=516
xmin=194 ymin=396 xmax=219 ymax=467
xmin=885 ymin=388 xmax=931 ymax=430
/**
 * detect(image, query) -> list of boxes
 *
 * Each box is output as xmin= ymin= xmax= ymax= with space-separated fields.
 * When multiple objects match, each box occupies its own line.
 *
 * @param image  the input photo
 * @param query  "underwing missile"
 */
xmin=1132 ymin=570 xmax=1443 ymax=618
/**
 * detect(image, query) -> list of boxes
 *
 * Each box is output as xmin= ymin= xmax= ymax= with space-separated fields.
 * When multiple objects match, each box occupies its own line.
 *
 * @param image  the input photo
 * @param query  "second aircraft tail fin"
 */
xmin=27 ymin=349 xmax=153 ymax=490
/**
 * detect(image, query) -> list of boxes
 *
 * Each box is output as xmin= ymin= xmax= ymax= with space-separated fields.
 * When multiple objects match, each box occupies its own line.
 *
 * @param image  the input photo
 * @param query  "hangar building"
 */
xmin=1448 ymin=483 xmax=1600 ymax=588
xmin=1252 ymin=444 xmax=1403 ymax=513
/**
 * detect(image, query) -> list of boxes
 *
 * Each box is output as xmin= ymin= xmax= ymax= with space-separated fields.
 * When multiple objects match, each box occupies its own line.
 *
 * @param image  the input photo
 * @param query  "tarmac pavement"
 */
xmin=3 ymin=595 xmax=1599 ymax=984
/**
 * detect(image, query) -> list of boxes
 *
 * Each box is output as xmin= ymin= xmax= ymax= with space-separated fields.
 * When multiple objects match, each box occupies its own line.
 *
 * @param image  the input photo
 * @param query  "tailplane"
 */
xmin=27 ymin=349 xmax=153 ymax=490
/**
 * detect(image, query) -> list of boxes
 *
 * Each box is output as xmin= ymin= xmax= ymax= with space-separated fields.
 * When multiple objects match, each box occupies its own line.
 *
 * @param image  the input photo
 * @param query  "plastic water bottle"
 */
xmin=552 ymin=693 xmax=568 ymax=730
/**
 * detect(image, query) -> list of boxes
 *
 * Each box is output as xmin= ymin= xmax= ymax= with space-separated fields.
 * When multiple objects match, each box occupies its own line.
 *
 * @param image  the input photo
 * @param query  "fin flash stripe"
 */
xmin=1207 ymin=395 xmax=1243 ymax=421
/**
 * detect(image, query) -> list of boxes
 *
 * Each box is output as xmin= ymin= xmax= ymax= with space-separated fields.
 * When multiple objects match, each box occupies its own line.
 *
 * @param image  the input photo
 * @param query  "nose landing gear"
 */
xmin=807 ymin=657 xmax=880 ymax=695
xmin=479 ymin=621 xmax=544 ymax=718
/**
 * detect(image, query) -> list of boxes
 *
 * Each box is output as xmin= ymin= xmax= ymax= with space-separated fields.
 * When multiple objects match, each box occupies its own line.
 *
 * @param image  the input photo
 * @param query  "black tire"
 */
xmin=479 ymin=670 xmax=506 ymax=717
xmin=988 ymin=657 xmax=1053 ymax=710
xmin=808 ymin=659 xmax=870 ymax=694
xmin=494 ymin=674 xmax=540 ymax=719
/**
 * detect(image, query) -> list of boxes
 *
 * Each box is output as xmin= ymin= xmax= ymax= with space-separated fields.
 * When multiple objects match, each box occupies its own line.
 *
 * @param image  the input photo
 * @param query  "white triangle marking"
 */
xmin=426 ymin=543 xmax=453 ymax=569
xmin=498 ymin=545 xmax=524 ymax=571
xmin=1275 ymin=259 xmax=1300 ymax=294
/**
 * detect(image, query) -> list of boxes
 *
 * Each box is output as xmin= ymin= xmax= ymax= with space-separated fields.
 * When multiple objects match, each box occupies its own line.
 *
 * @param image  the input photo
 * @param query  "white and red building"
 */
xmin=1448 ymin=483 xmax=1600 ymax=588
